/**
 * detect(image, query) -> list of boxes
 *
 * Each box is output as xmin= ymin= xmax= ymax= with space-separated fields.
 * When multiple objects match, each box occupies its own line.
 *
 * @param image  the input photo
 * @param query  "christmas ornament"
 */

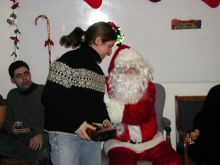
xmin=83 ymin=0 xmax=102 ymax=9
xmin=35 ymin=15 xmax=54 ymax=66
xmin=202 ymin=0 xmax=220 ymax=8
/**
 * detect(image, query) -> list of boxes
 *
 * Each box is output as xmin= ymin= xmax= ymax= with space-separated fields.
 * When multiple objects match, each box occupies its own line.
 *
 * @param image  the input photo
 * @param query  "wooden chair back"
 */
xmin=175 ymin=95 xmax=206 ymax=164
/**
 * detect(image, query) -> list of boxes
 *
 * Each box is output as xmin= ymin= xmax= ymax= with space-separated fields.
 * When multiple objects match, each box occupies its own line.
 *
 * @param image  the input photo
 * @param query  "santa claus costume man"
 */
xmin=104 ymin=45 xmax=182 ymax=165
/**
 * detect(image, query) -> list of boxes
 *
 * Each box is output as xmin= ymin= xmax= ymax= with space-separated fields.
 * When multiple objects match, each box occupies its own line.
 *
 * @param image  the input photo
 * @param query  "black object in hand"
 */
xmin=86 ymin=123 xmax=117 ymax=141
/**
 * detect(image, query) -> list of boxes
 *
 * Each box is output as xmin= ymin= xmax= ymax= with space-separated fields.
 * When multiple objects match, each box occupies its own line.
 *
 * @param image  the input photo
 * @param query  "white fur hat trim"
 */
xmin=114 ymin=48 xmax=144 ymax=66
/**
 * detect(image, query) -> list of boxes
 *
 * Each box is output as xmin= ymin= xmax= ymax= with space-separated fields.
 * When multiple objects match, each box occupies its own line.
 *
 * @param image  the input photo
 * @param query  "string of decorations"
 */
xmin=6 ymin=0 xmax=20 ymax=60
xmin=83 ymin=0 xmax=219 ymax=9
xmin=5 ymin=0 xmax=218 ymax=63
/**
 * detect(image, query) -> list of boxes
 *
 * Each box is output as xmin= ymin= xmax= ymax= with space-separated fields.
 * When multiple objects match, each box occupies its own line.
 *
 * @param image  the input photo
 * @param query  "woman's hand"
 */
xmin=75 ymin=121 xmax=96 ymax=140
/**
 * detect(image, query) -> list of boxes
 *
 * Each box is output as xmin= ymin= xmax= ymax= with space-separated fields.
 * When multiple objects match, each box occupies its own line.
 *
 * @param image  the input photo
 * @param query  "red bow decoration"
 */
xmin=11 ymin=2 xmax=19 ymax=9
xmin=83 ymin=0 xmax=102 ymax=9
xmin=44 ymin=39 xmax=54 ymax=47
xmin=108 ymin=22 xmax=119 ymax=31
xmin=202 ymin=0 xmax=220 ymax=8
xmin=10 ymin=36 xmax=19 ymax=44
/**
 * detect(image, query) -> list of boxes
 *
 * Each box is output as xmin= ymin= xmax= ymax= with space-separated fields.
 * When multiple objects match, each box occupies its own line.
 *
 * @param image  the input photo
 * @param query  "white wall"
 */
xmin=17 ymin=0 xmax=220 ymax=83
xmin=0 ymin=0 xmax=220 ymax=148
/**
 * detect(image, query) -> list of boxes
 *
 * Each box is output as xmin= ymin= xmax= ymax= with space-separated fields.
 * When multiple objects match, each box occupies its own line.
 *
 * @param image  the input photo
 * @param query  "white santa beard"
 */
xmin=110 ymin=74 xmax=147 ymax=104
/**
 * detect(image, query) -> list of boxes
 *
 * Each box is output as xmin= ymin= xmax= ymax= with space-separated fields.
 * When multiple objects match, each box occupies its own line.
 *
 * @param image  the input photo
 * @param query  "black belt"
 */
xmin=129 ymin=139 xmax=142 ymax=144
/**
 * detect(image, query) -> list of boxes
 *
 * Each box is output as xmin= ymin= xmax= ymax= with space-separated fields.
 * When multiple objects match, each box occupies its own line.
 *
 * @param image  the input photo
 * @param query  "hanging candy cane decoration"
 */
xmin=35 ymin=15 xmax=54 ymax=66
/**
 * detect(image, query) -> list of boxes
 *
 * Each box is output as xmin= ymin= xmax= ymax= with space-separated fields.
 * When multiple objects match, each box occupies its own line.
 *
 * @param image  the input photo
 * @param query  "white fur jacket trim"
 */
xmin=104 ymin=132 xmax=165 ymax=154
xmin=104 ymin=92 xmax=124 ymax=123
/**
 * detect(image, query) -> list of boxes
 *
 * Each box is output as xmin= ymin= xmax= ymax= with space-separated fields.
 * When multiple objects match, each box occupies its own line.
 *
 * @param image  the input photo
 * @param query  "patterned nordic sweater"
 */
xmin=42 ymin=44 xmax=109 ymax=134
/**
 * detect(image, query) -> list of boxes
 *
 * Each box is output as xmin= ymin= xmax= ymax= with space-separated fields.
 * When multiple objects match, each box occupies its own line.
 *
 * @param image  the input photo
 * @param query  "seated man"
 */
xmin=104 ymin=45 xmax=182 ymax=165
xmin=0 ymin=60 xmax=50 ymax=165
xmin=186 ymin=84 xmax=220 ymax=165
xmin=0 ymin=94 xmax=6 ymax=130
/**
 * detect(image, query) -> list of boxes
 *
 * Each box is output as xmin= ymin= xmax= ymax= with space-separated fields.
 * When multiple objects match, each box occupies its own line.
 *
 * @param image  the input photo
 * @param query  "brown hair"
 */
xmin=59 ymin=22 xmax=117 ymax=49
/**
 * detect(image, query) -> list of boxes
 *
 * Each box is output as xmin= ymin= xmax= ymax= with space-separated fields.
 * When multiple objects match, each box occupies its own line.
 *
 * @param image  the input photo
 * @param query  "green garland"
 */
xmin=6 ymin=0 xmax=20 ymax=60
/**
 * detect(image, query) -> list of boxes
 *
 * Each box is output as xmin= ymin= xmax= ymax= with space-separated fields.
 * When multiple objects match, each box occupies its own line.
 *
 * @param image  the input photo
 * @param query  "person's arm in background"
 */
xmin=0 ymin=95 xmax=7 ymax=130
xmin=186 ymin=85 xmax=220 ymax=143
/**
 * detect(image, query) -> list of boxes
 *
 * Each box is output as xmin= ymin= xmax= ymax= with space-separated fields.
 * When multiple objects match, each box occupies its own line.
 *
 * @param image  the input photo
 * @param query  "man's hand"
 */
xmin=185 ymin=129 xmax=200 ymax=144
xmin=29 ymin=134 xmax=43 ymax=150
xmin=75 ymin=121 xmax=96 ymax=140
xmin=189 ymin=129 xmax=200 ymax=140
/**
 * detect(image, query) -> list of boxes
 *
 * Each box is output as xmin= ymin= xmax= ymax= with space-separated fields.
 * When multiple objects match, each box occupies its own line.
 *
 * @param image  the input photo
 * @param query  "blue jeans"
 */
xmin=48 ymin=132 xmax=101 ymax=165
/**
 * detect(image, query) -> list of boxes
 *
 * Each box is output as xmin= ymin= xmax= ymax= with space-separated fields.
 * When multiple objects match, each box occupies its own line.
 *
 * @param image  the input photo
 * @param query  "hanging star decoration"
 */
xmin=7 ymin=0 xmax=20 ymax=59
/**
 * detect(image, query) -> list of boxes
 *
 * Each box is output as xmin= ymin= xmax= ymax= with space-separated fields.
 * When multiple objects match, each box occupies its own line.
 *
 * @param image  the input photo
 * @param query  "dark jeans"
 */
xmin=0 ymin=131 xmax=50 ymax=165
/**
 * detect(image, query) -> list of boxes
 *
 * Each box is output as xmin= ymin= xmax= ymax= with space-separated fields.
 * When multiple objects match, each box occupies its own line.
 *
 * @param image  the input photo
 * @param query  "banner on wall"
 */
xmin=171 ymin=19 xmax=202 ymax=30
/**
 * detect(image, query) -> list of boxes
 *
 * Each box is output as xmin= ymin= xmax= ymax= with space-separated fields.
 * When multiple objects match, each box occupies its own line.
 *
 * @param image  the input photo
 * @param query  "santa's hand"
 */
xmin=75 ymin=121 xmax=96 ymax=140
xmin=102 ymin=119 xmax=111 ymax=128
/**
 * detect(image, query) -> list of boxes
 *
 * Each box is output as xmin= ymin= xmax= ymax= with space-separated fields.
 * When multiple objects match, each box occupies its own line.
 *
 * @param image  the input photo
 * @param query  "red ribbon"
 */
xmin=44 ymin=39 xmax=54 ymax=47
xmin=11 ymin=2 xmax=19 ymax=9
xmin=10 ymin=36 xmax=19 ymax=44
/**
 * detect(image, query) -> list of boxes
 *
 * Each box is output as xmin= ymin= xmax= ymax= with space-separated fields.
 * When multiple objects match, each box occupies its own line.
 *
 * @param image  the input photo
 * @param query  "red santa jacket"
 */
xmin=105 ymin=80 xmax=157 ymax=143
